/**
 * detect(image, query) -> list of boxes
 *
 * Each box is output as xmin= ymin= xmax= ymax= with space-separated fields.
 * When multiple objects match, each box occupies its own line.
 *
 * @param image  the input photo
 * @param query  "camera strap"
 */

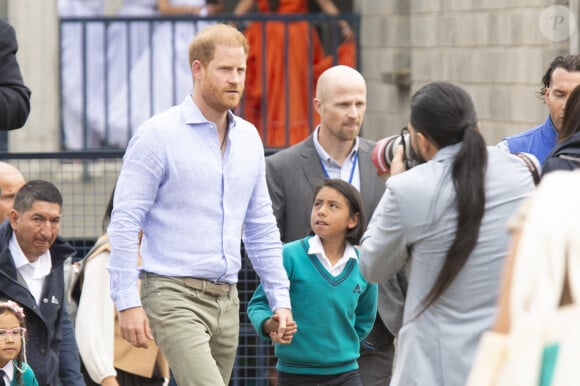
xmin=515 ymin=152 xmax=541 ymax=186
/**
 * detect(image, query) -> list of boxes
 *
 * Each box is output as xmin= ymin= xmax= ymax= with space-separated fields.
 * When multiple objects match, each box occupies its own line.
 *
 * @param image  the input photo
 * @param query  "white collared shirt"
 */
xmin=308 ymin=235 xmax=358 ymax=277
xmin=1 ymin=359 xmax=14 ymax=384
xmin=108 ymin=95 xmax=290 ymax=312
xmin=313 ymin=126 xmax=361 ymax=191
xmin=9 ymin=233 xmax=52 ymax=305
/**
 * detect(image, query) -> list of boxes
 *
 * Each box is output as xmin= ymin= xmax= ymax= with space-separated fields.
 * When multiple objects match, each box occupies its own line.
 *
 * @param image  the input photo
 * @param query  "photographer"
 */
xmin=359 ymin=82 xmax=536 ymax=386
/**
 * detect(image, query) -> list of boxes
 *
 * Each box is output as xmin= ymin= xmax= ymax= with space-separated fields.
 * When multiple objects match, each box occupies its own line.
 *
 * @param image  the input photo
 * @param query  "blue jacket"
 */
xmin=0 ymin=221 xmax=85 ymax=386
xmin=503 ymin=116 xmax=557 ymax=165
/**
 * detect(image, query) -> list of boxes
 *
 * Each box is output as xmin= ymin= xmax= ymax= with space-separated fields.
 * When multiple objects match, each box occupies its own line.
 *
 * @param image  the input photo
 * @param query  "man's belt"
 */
xmin=142 ymin=272 xmax=234 ymax=296
xmin=173 ymin=277 xmax=234 ymax=296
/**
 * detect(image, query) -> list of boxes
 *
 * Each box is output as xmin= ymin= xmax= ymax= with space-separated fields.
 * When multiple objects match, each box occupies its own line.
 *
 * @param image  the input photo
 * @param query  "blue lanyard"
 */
xmin=319 ymin=152 xmax=358 ymax=184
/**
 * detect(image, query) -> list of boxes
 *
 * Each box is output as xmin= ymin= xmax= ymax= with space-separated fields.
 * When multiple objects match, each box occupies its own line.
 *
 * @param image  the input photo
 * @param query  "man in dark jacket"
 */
xmin=0 ymin=18 xmax=31 ymax=131
xmin=0 ymin=180 xmax=85 ymax=386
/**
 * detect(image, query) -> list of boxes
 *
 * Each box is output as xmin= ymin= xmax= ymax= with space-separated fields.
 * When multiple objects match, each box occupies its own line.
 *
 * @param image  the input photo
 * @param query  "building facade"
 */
xmin=1 ymin=0 xmax=577 ymax=150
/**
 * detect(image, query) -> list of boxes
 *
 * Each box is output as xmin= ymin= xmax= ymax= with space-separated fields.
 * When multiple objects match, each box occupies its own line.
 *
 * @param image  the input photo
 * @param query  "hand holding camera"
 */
xmin=389 ymin=145 xmax=408 ymax=175
xmin=371 ymin=127 xmax=419 ymax=176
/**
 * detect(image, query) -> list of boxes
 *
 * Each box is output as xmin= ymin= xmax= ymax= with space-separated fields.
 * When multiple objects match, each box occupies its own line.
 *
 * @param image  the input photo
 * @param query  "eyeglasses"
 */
xmin=0 ymin=327 xmax=26 ymax=341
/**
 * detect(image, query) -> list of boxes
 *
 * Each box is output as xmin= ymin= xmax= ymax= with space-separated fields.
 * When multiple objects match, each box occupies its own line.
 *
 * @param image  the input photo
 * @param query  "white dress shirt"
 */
xmin=308 ymin=235 xmax=357 ymax=277
xmin=9 ymin=233 xmax=52 ymax=304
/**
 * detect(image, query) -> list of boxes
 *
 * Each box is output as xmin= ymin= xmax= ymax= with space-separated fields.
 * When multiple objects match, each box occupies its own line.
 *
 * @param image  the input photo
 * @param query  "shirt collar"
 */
xmin=313 ymin=126 xmax=359 ymax=164
xmin=2 ymin=358 xmax=14 ymax=383
xmin=181 ymin=95 xmax=237 ymax=129
xmin=9 ymin=232 xmax=52 ymax=278
xmin=307 ymin=235 xmax=358 ymax=261
xmin=432 ymin=142 xmax=463 ymax=163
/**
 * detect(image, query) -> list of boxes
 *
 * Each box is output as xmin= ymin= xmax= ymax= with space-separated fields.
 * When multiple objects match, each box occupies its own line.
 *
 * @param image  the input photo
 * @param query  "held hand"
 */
xmin=266 ymin=314 xmax=297 ymax=344
xmin=118 ymin=306 xmax=154 ymax=348
xmin=272 ymin=308 xmax=296 ymax=344
xmin=389 ymin=145 xmax=407 ymax=176
xmin=264 ymin=316 xmax=297 ymax=344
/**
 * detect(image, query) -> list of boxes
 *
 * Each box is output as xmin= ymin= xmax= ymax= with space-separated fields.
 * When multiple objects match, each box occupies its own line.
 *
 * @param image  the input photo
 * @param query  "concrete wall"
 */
xmin=6 ymin=0 xmax=60 ymax=152
xmin=357 ymin=0 xmax=574 ymax=145
xmin=357 ymin=1 xmax=412 ymax=141
xmin=3 ymin=0 xmax=121 ymax=152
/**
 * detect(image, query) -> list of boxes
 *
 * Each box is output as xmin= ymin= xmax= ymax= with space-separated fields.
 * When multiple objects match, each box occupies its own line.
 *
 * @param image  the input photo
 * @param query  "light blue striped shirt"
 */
xmin=108 ymin=96 xmax=290 ymax=312
xmin=312 ymin=126 xmax=361 ymax=191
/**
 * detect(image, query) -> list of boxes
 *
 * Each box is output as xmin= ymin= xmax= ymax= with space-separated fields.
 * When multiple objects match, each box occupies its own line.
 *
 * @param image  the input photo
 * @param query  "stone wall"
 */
xmin=6 ymin=0 xmax=60 ymax=152
xmin=2 ymin=0 xmax=577 ymax=149
xmin=358 ymin=0 xmax=574 ymax=145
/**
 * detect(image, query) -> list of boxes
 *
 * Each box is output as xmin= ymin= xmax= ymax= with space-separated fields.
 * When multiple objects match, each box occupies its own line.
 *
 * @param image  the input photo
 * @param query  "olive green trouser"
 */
xmin=141 ymin=275 xmax=239 ymax=386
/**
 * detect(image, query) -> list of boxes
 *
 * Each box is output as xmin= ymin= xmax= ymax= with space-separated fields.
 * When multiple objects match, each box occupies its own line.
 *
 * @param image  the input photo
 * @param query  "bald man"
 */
xmin=0 ymin=161 xmax=25 ymax=220
xmin=265 ymin=65 xmax=406 ymax=385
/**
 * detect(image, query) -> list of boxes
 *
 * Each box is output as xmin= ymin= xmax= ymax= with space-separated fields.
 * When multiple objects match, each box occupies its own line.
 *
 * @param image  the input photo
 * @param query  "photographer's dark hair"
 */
xmin=13 ymin=180 xmax=62 ymax=213
xmin=312 ymin=179 xmax=366 ymax=245
xmin=538 ymin=55 xmax=580 ymax=99
xmin=559 ymin=85 xmax=580 ymax=142
xmin=410 ymin=82 xmax=487 ymax=313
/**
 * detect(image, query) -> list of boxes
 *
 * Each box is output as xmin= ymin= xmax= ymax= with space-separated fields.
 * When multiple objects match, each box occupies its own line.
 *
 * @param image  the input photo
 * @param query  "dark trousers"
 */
xmin=278 ymin=370 xmax=362 ymax=386
xmin=358 ymin=316 xmax=395 ymax=386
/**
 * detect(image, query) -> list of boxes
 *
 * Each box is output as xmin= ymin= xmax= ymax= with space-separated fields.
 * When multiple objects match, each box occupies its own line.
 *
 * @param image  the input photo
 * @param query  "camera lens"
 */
xmin=371 ymin=135 xmax=399 ymax=175
xmin=371 ymin=133 xmax=418 ymax=175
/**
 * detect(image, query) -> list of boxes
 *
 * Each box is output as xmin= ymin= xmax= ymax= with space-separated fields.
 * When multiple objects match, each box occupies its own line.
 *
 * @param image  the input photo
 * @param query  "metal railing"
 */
xmin=1 ymin=12 xmax=361 ymax=383
xmin=58 ymin=13 xmax=360 ymax=151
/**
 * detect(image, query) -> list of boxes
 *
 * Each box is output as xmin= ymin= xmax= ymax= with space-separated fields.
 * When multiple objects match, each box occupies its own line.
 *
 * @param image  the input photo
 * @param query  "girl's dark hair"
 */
xmin=559 ymin=85 xmax=580 ymax=142
xmin=410 ymin=82 xmax=487 ymax=313
xmin=0 ymin=299 xmax=27 ymax=385
xmin=312 ymin=179 xmax=366 ymax=245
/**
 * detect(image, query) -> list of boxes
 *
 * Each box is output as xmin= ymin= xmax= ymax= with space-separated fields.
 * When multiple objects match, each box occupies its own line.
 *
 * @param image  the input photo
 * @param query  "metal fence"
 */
xmin=0 ymin=150 xmax=278 ymax=385
xmin=0 ymin=12 xmax=361 ymax=384
xmin=58 ymin=12 xmax=360 ymax=151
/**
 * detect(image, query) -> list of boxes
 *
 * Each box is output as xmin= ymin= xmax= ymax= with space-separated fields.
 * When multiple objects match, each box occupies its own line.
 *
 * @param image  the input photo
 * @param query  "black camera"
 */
xmin=371 ymin=127 xmax=419 ymax=175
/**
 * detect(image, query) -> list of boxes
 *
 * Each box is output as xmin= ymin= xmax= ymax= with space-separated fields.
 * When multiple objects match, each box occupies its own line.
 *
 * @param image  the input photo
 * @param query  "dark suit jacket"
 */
xmin=0 ymin=221 xmax=84 ymax=386
xmin=266 ymin=135 xmax=405 ymax=336
xmin=0 ymin=18 xmax=31 ymax=131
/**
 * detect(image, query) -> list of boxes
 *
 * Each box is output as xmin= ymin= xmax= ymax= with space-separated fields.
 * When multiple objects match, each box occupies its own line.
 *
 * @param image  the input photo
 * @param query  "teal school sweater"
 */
xmin=248 ymin=236 xmax=378 ymax=375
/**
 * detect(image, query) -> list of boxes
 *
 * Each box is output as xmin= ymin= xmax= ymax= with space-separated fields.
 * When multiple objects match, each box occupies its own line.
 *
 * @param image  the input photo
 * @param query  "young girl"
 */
xmin=0 ymin=300 xmax=38 ymax=386
xmin=248 ymin=179 xmax=378 ymax=386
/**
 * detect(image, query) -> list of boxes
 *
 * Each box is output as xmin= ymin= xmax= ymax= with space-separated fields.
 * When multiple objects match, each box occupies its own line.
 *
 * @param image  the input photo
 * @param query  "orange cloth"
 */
xmin=241 ymin=0 xmax=356 ymax=148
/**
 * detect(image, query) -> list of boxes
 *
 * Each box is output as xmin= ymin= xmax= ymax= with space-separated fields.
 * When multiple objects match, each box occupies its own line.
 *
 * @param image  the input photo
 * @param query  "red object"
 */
xmin=241 ymin=0 xmax=357 ymax=148
xmin=371 ymin=137 xmax=390 ymax=175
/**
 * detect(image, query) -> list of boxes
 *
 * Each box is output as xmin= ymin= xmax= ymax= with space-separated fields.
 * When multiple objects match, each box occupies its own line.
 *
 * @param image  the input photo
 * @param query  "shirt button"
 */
xmin=40 ymin=348 xmax=46 ymax=355
xmin=43 ymin=298 xmax=48 ymax=303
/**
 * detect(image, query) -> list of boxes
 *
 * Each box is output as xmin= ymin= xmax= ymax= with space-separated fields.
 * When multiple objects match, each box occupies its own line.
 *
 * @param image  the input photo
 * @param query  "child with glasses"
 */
xmin=0 ymin=300 xmax=38 ymax=385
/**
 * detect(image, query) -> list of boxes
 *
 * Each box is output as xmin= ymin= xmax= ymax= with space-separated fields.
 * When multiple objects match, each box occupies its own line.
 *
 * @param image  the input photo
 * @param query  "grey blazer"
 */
xmin=360 ymin=145 xmax=536 ymax=386
xmin=266 ymin=134 xmax=406 ymax=336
